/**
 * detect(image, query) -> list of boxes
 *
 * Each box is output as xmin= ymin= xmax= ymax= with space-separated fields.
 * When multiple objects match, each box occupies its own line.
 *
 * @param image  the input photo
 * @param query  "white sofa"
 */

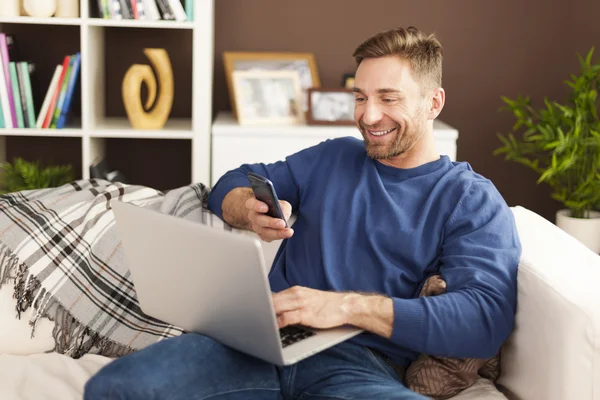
xmin=0 ymin=206 xmax=598 ymax=400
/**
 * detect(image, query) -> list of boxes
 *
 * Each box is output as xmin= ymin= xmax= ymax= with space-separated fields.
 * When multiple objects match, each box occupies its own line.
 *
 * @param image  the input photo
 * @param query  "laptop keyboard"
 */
xmin=279 ymin=325 xmax=315 ymax=348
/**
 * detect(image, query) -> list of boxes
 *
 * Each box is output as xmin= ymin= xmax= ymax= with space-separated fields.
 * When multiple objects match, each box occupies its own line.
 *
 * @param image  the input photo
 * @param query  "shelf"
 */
xmin=0 ymin=16 xmax=81 ymax=26
xmin=0 ymin=128 xmax=83 ymax=137
xmin=87 ymin=18 xmax=194 ymax=30
xmin=90 ymin=118 xmax=193 ymax=139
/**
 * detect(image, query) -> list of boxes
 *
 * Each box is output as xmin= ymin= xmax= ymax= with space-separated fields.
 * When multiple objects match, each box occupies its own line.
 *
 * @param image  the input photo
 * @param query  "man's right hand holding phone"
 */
xmin=245 ymin=197 xmax=294 ymax=242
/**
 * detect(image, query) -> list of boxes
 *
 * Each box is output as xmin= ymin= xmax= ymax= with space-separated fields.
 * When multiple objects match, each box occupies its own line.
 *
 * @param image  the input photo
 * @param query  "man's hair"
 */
xmin=352 ymin=26 xmax=443 ymax=92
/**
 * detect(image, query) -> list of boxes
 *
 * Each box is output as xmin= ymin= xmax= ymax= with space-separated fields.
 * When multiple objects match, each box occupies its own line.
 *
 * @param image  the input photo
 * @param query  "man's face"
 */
xmin=353 ymin=56 xmax=430 ymax=160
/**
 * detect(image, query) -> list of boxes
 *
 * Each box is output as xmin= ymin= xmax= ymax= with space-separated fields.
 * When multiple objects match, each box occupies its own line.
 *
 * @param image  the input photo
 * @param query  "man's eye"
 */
xmin=355 ymin=97 xmax=366 ymax=102
xmin=382 ymin=98 xmax=395 ymax=103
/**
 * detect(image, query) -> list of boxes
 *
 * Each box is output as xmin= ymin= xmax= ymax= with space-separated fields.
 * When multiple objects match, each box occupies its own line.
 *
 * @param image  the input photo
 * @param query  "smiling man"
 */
xmin=85 ymin=27 xmax=521 ymax=400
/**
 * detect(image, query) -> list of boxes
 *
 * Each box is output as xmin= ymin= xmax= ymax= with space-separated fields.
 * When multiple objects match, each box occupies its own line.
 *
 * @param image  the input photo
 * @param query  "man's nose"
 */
xmin=361 ymin=100 xmax=383 ymax=126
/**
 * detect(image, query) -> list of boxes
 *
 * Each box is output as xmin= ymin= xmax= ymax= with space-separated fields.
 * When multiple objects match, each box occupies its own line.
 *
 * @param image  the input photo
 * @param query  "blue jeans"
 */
xmin=84 ymin=333 xmax=427 ymax=399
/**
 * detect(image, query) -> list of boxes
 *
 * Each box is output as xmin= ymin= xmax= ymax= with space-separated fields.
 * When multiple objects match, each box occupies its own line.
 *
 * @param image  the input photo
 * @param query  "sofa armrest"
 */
xmin=498 ymin=206 xmax=600 ymax=400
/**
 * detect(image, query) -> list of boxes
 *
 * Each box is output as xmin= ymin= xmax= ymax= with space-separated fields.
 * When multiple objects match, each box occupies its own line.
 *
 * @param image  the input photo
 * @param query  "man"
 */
xmin=85 ymin=26 xmax=521 ymax=399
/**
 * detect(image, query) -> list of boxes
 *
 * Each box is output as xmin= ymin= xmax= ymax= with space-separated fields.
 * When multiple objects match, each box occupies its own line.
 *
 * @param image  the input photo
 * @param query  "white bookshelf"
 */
xmin=0 ymin=0 xmax=213 ymax=187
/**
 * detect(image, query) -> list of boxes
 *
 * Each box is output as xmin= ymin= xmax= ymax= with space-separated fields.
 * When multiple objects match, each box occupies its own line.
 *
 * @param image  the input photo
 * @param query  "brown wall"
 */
xmin=214 ymin=0 xmax=599 ymax=221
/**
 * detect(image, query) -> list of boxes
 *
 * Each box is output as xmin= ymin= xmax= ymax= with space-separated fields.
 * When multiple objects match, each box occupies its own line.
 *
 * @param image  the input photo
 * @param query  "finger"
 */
xmin=245 ymin=197 xmax=268 ymax=213
xmin=272 ymin=295 xmax=300 ymax=315
xmin=255 ymin=227 xmax=294 ymax=242
xmin=272 ymin=286 xmax=305 ymax=313
xmin=277 ymin=310 xmax=302 ymax=328
xmin=279 ymin=200 xmax=292 ymax=220
xmin=252 ymin=213 xmax=287 ymax=229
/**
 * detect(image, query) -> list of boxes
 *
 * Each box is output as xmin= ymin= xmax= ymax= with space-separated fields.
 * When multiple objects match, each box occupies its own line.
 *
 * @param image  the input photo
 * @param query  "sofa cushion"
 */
xmin=498 ymin=206 xmax=600 ymax=400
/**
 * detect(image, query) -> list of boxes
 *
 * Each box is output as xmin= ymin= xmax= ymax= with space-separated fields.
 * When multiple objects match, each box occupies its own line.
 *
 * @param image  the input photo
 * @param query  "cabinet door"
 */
xmin=212 ymin=136 xmax=335 ymax=184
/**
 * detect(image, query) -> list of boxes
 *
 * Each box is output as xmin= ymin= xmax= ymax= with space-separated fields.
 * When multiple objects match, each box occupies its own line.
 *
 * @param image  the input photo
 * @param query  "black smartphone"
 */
xmin=247 ymin=172 xmax=288 ymax=227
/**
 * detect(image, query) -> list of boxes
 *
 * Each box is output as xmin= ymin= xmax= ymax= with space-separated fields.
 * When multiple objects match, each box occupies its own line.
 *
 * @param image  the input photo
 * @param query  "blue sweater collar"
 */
xmin=374 ymin=155 xmax=451 ymax=179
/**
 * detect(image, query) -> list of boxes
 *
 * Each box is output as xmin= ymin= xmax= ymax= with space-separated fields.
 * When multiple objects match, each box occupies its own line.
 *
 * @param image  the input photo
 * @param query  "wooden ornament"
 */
xmin=122 ymin=48 xmax=174 ymax=130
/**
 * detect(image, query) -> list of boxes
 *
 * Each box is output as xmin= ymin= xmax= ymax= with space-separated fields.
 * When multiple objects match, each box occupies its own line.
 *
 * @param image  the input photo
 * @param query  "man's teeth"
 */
xmin=370 ymin=128 xmax=395 ymax=136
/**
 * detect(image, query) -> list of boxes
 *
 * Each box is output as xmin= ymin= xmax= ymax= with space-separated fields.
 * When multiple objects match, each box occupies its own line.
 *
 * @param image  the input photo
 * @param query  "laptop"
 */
xmin=112 ymin=201 xmax=363 ymax=366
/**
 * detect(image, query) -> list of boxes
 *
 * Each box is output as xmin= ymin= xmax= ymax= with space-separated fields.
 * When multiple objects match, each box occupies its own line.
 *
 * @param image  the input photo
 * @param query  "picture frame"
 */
xmin=232 ymin=70 xmax=304 ymax=126
xmin=307 ymin=88 xmax=356 ymax=126
xmin=224 ymin=52 xmax=321 ymax=119
xmin=342 ymin=73 xmax=355 ymax=89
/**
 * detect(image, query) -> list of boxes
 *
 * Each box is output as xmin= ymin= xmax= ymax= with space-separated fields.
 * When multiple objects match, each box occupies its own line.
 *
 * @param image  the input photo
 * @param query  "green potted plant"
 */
xmin=0 ymin=157 xmax=74 ymax=195
xmin=494 ymin=47 xmax=600 ymax=253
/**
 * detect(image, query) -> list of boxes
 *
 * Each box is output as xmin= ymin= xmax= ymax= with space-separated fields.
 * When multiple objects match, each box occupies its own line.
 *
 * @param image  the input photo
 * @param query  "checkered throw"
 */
xmin=0 ymin=179 xmax=230 ymax=358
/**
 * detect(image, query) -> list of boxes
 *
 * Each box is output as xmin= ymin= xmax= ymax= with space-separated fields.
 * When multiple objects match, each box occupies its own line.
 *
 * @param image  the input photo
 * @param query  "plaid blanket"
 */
xmin=0 ymin=179 xmax=230 ymax=358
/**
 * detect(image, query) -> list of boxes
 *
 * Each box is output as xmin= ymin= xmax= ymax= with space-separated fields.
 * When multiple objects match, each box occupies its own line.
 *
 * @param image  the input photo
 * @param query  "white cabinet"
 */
xmin=211 ymin=111 xmax=459 ymax=185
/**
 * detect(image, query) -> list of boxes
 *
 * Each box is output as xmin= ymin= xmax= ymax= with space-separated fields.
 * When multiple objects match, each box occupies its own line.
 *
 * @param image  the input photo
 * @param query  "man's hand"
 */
xmin=273 ymin=286 xmax=352 ymax=329
xmin=245 ymin=197 xmax=294 ymax=242
xmin=272 ymin=286 xmax=394 ymax=339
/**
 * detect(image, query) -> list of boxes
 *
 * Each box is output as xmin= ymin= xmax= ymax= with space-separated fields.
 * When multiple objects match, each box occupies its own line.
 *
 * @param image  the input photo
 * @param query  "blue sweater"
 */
xmin=207 ymin=137 xmax=521 ymax=365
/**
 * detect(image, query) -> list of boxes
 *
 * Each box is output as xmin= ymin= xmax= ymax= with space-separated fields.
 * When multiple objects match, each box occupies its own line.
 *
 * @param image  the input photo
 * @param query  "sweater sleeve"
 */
xmin=207 ymin=140 xmax=329 ymax=220
xmin=389 ymin=181 xmax=521 ymax=358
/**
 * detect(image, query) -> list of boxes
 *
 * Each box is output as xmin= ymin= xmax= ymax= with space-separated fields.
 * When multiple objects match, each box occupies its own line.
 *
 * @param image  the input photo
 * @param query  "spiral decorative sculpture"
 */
xmin=122 ymin=48 xmax=174 ymax=130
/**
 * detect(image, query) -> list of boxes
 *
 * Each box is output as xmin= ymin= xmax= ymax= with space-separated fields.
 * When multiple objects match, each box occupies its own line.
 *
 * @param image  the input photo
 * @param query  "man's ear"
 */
xmin=428 ymin=87 xmax=445 ymax=120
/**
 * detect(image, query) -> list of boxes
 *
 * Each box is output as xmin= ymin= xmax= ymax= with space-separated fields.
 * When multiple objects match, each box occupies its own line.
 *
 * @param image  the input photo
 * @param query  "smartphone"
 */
xmin=247 ymin=172 xmax=288 ymax=227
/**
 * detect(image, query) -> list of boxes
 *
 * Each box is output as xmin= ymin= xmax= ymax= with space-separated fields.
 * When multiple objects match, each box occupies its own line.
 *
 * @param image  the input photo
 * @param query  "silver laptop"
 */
xmin=112 ymin=201 xmax=363 ymax=366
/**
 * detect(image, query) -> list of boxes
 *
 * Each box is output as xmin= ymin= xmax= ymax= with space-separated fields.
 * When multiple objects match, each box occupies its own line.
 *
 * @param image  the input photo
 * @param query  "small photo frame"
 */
xmin=224 ymin=52 xmax=321 ymax=118
xmin=232 ymin=70 xmax=304 ymax=126
xmin=307 ymin=88 xmax=356 ymax=126
xmin=342 ymin=73 xmax=355 ymax=89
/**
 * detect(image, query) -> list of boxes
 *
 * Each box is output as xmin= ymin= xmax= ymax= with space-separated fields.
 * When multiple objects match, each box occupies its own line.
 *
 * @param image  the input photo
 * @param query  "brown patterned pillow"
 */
xmin=405 ymin=275 xmax=501 ymax=399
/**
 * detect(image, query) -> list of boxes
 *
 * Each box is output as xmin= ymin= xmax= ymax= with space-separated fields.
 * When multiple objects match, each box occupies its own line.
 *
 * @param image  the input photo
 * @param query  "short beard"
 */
xmin=360 ymin=109 xmax=427 ymax=160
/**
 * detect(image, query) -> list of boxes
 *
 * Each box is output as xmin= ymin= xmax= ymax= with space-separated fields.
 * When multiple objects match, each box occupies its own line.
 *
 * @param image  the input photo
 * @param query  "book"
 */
xmin=50 ymin=57 xmax=74 ymax=129
xmin=56 ymin=53 xmax=81 ymax=129
xmin=0 ymin=58 xmax=11 ymax=128
xmin=0 ymin=34 xmax=16 ymax=128
xmin=15 ymin=62 xmax=30 ymax=128
xmin=36 ymin=64 xmax=62 ymax=129
xmin=120 ymin=0 xmax=133 ymax=19
xmin=166 ymin=0 xmax=186 ymax=21
xmin=109 ymin=0 xmax=123 ymax=19
xmin=143 ymin=0 xmax=160 ymax=20
xmin=131 ymin=0 xmax=138 ymax=19
xmin=21 ymin=62 xmax=37 ymax=129
xmin=9 ymin=62 xmax=23 ymax=128
xmin=185 ymin=0 xmax=193 ymax=21
xmin=43 ymin=55 xmax=70 ymax=129
xmin=155 ymin=0 xmax=174 ymax=20
xmin=102 ymin=0 xmax=111 ymax=18
xmin=135 ymin=0 xmax=145 ymax=19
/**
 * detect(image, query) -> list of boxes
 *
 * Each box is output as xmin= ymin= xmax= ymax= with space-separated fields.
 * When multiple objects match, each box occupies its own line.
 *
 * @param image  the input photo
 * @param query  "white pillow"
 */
xmin=0 ymin=280 xmax=55 ymax=356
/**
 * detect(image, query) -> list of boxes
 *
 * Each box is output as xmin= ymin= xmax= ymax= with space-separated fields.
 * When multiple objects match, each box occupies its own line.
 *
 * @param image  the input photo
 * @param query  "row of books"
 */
xmin=0 ymin=32 xmax=80 ymax=130
xmin=36 ymin=53 xmax=81 ymax=129
xmin=97 ymin=0 xmax=193 ymax=21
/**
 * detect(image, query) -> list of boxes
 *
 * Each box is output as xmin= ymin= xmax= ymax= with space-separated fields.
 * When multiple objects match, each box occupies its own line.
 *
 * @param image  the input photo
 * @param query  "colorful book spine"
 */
xmin=131 ymin=0 xmax=138 ymax=19
xmin=9 ymin=62 xmax=23 ymax=128
xmin=36 ymin=65 xmax=63 ymax=128
xmin=102 ymin=0 xmax=111 ymax=18
xmin=20 ymin=62 xmax=36 ymax=129
xmin=56 ymin=53 xmax=81 ymax=129
xmin=43 ymin=55 xmax=70 ymax=129
xmin=50 ymin=57 xmax=74 ymax=129
xmin=15 ymin=62 xmax=29 ymax=127
xmin=185 ymin=0 xmax=193 ymax=21
xmin=0 ymin=34 xmax=16 ymax=128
